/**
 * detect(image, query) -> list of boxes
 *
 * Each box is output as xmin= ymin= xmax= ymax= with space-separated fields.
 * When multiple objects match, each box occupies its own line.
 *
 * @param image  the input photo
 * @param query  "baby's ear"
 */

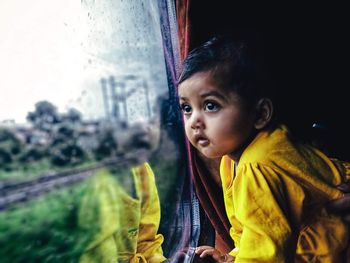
xmin=254 ymin=98 xmax=274 ymax=130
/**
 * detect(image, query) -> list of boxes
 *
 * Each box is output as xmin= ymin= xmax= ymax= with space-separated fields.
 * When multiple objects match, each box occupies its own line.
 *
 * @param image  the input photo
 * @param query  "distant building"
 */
xmin=100 ymin=74 xmax=152 ymax=124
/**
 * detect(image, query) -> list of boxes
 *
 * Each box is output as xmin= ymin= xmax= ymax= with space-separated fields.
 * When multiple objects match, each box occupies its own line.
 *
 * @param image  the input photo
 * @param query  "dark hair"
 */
xmin=178 ymin=35 xmax=274 ymax=106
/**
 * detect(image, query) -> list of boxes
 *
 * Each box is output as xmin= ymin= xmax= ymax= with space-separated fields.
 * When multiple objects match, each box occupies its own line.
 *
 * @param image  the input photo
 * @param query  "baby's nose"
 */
xmin=190 ymin=112 xmax=204 ymax=130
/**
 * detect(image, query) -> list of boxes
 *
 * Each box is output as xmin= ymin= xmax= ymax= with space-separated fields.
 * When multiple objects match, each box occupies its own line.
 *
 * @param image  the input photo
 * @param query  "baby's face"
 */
xmin=178 ymin=71 xmax=257 ymax=161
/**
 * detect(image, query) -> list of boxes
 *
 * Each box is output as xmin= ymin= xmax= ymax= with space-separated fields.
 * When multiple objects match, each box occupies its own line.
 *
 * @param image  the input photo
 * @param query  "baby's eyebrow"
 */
xmin=179 ymin=96 xmax=188 ymax=101
xmin=200 ymin=91 xmax=227 ymax=101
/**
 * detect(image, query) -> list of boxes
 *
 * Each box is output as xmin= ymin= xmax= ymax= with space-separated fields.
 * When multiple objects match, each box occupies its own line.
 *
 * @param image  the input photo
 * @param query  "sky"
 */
xmin=0 ymin=0 xmax=167 ymax=125
xmin=0 ymin=0 xmax=93 ymax=124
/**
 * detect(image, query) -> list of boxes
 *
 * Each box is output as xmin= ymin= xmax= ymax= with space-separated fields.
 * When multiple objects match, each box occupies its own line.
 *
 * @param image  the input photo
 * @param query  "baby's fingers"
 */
xmin=199 ymin=248 xmax=216 ymax=258
xmin=195 ymin=246 xmax=215 ymax=255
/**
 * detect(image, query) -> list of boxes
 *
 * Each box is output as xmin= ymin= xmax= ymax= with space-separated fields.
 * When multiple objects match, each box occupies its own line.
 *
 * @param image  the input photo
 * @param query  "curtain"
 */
xmin=158 ymin=0 xmax=201 ymax=261
xmin=175 ymin=0 xmax=234 ymax=253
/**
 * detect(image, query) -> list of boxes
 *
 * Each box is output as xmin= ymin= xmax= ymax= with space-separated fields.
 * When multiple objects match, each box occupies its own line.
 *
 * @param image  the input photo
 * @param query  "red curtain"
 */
xmin=176 ymin=0 xmax=191 ymax=61
xmin=175 ymin=0 xmax=234 ymax=253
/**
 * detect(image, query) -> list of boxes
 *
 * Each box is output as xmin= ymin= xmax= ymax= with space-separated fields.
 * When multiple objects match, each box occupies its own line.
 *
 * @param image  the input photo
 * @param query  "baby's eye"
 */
xmin=204 ymin=101 xmax=219 ymax=112
xmin=180 ymin=104 xmax=192 ymax=114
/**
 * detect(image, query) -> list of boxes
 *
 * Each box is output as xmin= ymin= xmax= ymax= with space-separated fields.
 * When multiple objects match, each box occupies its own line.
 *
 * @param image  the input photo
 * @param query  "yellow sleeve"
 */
xmin=232 ymin=163 xmax=297 ymax=263
xmin=78 ymin=170 xmax=121 ymax=263
xmin=133 ymin=163 xmax=166 ymax=263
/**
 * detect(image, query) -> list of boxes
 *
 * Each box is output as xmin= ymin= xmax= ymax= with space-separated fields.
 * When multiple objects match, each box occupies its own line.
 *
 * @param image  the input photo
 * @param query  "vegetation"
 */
xmin=0 ymin=128 xmax=23 ymax=169
xmin=0 ymin=100 xmax=130 ymax=181
xmin=0 ymin=100 xmax=93 ymax=180
xmin=0 ymin=99 xmax=185 ymax=260
xmin=0 ymin=160 xmax=180 ymax=262
xmin=0 ymin=180 xmax=93 ymax=263
xmin=26 ymin=101 xmax=60 ymax=132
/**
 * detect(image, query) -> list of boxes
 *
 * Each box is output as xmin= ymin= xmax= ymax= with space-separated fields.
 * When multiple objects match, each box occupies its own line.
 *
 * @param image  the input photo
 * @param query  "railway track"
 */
xmin=0 ymin=157 xmax=136 ymax=211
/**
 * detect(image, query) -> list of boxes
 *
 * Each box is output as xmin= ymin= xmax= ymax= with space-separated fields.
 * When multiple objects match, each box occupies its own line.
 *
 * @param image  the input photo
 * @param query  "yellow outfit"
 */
xmin=220 ymin=125 xmax=350 ymax=263
xmin=79 ymin=163 xmax=166 ymax=263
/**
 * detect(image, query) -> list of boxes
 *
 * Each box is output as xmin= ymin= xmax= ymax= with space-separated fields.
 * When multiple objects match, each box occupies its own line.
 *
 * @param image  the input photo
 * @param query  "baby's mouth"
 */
xmin=195 ymin=135 xmax=209 ymax=147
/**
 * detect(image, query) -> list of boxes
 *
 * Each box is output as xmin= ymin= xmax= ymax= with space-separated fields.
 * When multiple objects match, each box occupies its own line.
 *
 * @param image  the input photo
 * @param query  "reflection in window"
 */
xmin=0 ymin=0 xmax=195 ymax=262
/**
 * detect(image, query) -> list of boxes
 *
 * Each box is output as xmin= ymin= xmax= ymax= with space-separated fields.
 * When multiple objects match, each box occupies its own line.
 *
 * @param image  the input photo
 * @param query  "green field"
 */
xmin=0 ymin=180 xmax=93 ymax=263
xmin=0 ymin=158 xmax=180 ymax=262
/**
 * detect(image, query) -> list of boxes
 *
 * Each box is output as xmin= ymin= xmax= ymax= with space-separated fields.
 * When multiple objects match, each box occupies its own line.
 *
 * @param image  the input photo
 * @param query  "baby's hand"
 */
xmin=195 ymin=246 xmax=234 ymax=263
xmin=327 ymin=182 xmax=350 ymax=224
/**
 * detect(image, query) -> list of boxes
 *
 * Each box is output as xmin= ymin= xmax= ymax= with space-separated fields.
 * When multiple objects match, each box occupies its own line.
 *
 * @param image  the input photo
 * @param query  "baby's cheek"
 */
xmin=184 ymin=125 xmax=192 ymax=140
xmin=185 ymin=125 xmax=193 ymax=144
xmin=185 ymin=132 xmax=191 ymax=142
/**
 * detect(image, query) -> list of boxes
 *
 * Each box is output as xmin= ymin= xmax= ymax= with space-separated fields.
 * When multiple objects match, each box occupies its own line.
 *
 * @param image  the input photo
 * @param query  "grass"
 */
xmin=0 ymin=180 xmax=93 ymax=263
xmin=0 ymin=153 xmax=183 ymax=262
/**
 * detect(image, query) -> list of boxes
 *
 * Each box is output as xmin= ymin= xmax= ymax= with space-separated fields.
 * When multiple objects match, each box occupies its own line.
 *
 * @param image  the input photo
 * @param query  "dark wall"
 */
xmin=187 ymin=1 xmax=349 ymax=160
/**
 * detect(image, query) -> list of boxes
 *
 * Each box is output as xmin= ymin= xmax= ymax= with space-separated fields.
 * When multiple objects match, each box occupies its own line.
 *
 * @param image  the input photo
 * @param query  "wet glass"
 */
xmin=0 ymin=0 xmax=188 ymax=262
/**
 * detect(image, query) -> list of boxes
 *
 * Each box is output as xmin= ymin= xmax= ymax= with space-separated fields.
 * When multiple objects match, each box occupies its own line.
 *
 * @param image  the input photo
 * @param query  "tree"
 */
xmin=0 ymin=128 xmax=23 ymax=168
xmin=18 ymin=146 xmax=47 ymax=163
xmin=51 ymin=125 xmax=76 ymax=147
xmin=27 ymin=101 xmax=60 ymax=131
xmin=0 ymin=148 xmax=12 ymax=168
xmin=51 ymin=143 xmax=85 ymax=166
xmin=94 ymin=127 xmax=118 ymax=160
xmin=62 ymin=108 xmax=82 ymax=124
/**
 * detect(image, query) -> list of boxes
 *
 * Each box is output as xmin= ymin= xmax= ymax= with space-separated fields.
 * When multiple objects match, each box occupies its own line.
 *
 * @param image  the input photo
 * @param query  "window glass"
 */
xmin=0 ymin=0 xmax=191 ymax=261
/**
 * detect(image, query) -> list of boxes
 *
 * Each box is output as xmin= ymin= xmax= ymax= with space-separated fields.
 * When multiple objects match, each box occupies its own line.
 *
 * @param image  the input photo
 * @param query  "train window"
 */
xmin=0 ymin=0 xmax=197 ymax=261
